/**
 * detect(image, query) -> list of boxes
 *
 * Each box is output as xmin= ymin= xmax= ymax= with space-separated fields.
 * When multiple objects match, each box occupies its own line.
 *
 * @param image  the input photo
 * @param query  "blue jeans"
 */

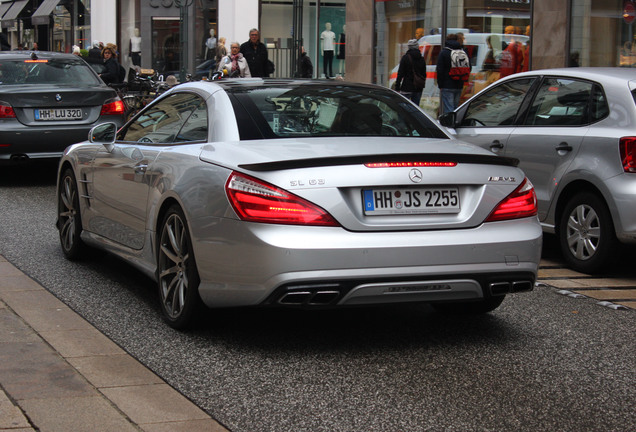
xmin=439 ymin=88 xmax=462 ymax=115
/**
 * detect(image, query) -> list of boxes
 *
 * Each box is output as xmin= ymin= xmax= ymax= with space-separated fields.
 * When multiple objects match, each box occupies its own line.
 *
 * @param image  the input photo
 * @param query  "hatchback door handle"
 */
xmin=490 ymin=140 xmax=504 ymax=150
xmin=556 ymin=142 xmax=573 ymax=152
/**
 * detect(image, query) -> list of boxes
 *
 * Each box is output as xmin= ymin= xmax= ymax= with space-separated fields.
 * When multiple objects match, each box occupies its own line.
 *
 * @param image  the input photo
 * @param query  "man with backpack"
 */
xmin=436 ymin=33 xmax=470 ymax=116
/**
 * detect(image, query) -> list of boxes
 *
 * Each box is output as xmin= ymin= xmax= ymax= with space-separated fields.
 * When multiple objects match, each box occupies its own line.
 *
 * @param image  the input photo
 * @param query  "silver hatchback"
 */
xmin=440 ymin=68 xmax=636 ymax=273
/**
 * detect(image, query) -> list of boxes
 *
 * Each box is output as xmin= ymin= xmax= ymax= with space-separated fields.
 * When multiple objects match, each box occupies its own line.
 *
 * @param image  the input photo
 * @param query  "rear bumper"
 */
xmin=0 ymin=116 xmax=124 ymax=162
xmin=192 ymin=216 xmax=542 ymax=308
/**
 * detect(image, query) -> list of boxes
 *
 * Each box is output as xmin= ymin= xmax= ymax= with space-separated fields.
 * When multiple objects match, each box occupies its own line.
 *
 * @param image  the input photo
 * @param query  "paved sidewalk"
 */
xmin=0 ymin=256 xmax=228 ymax=432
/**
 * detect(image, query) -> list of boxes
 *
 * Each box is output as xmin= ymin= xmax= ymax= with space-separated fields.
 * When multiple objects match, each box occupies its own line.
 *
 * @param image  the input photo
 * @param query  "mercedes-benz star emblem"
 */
xmin=409 ymin=168 xmax=423 ymax=183
xmin=55 ymin=94 xmax=62 ymax=102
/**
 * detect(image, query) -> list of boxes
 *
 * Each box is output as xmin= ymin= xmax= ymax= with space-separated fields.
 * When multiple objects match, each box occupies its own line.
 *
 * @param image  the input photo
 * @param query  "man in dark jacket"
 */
xmin=240 ymin=28 xmax=269 ymax=77
xmin=298 ymin=46 xmax=313 ymax=78
xmin=436 ymin=33 xmax=466 ymax=115
xmin=0 ymin=32 xmax=10 ymax=51
xmin=395 ymin=39 xmax=426 ymax=105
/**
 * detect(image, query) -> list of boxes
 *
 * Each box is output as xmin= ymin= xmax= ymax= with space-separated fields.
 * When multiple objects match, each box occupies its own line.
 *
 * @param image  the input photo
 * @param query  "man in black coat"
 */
xmin=240 ymin=28 xmax=269 ymax=78
xmin=395 ymin=39 xmax=426 ymax=105
xmin=0 ymin=32 xmax=10 ymax=51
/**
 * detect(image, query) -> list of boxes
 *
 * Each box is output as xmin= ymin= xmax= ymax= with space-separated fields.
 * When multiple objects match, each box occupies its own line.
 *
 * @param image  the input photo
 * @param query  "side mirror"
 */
xmin=438 ymin=112 xmax=456 ymax=128
xmin=89 ymin=123 xmax=117 ymax=144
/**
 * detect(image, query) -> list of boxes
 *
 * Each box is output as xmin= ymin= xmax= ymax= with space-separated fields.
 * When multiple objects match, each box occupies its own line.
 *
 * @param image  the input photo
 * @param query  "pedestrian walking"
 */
xmin=395 ymin=39 xmax=426 ymax=105
xmin=240 ymin=28 xmax=269 ymax=77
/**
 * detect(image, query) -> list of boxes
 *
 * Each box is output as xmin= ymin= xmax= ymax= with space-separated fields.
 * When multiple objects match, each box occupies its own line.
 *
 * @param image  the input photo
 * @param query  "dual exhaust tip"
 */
xmin=10 ymin=154 xmax=29 ymax=163
xmin=489 ymin=280 xmax=534 ymax=296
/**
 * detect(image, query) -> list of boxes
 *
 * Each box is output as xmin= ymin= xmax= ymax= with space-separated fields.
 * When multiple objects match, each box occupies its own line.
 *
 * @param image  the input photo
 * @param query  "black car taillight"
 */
xmin=100 ymin=98 xmax=126 ymax=116
xmin=620 ymin=137 xmax=636 ymax=173
xmin=0 ymin=101 xmax=16 ymax=118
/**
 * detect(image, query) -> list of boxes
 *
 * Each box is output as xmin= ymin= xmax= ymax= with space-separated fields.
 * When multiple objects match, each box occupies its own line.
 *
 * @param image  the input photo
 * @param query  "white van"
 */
xmin=388 ymin=33 xmax=529 ymax=117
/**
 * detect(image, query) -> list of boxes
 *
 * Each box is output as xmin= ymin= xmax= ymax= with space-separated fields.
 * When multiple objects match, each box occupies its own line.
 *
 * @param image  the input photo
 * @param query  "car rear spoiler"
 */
xmin=239 ymin=153 xmax=519 ymax=172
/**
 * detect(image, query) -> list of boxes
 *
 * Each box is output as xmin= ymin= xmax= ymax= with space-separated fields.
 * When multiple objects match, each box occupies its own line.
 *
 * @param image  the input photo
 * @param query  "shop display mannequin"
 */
xmin=321 ymin=22 xmax=335 ymax=78
xmin=337 ymin=24 xmax=345 ymax=75
xmin=205 ymin=29 xmax=217 ymax=60
xmin=129 ymin=28 xmax=141 ymax=66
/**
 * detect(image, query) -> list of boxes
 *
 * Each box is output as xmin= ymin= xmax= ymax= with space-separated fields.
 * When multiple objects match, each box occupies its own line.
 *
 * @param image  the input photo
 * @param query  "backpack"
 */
xmin=448 ymin=48 xmax=470 ymax=81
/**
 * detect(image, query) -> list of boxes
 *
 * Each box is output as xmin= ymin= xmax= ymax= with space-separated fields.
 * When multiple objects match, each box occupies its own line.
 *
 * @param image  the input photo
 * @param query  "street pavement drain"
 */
xmin=538 ymin=257 xmax=636 ymax=311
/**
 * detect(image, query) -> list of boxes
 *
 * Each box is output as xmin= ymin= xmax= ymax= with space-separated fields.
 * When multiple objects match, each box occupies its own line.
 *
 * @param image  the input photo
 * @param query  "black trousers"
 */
xmin=131 ymin=52 xmax=141 ymax=66
xmin=323 ymin=50 xmax=334 ymax=78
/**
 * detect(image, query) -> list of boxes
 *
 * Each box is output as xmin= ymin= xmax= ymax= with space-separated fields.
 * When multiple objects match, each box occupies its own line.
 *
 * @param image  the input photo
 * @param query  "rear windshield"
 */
xmin=0 ymin=58 xmax=101 ymax=86
xmin=233 ymin=84 xmax=448 ymax=139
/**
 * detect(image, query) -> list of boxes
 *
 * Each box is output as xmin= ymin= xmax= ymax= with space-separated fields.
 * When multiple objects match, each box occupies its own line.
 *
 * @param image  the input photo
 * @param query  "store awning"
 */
xmin=31 ymin=0 xmax=60 ymax=26
xmin=0 ymin=2 xmax=14 ymax=20
xmin=1 ymin=0 xmax=29 ymax=28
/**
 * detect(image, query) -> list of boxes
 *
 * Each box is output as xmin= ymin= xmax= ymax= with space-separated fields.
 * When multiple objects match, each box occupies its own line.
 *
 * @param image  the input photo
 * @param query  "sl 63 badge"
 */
xmin=290 ymin=179 xmax=325 ymax=187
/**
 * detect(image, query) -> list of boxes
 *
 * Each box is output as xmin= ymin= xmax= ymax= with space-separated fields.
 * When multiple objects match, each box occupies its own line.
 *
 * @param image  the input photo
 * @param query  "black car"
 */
xmin=0 ymin=51 xmax=126 ymax=164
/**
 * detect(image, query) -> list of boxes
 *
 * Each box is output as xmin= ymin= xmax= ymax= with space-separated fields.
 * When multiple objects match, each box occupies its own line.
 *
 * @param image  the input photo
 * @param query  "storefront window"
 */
xmin=447 ymin=0 xmax=531 ymax=107
xmin=570 ymin=0 xmax=635 ymax=67
xmin=319 ymin=2 xmax=346 ymax=79
xmin=376 ymin=0 xmax=531 ymax=118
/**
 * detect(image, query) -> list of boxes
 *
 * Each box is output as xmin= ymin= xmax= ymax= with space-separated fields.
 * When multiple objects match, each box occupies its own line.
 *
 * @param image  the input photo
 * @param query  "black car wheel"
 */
xmin=157 ymin=205 xmax=201 ymax=330
xmin=57 ymin=168 xmax=85 ymax=260
xmin=558 ymin=192 xmax=617 ymax=274
xmin=432 ymin=295 xmax=505 ymax=314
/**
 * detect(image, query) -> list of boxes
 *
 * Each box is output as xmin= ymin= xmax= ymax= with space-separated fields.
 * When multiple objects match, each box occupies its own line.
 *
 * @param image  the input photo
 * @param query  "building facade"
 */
xmin=2 ymin=0 xmax=635 ymax=113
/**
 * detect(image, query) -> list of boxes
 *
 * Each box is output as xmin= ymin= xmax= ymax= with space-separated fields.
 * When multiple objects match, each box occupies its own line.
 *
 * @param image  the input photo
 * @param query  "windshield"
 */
xmin=234 ymin=84 xmax=448 ymax=139
xmin=0 ymin=58 xmax=102 ymax=86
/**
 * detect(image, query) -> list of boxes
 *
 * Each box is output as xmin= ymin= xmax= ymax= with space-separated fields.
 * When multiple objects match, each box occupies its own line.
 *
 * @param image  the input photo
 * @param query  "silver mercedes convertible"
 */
xmin=56 ymin=79 xmax=542 ymax=329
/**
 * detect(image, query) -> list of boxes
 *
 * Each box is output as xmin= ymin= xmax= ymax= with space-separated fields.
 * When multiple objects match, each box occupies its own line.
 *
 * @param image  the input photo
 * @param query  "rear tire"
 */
xmin=558 ymin=192 xmax=617 ymax=274
xmin=57 ymin=168 xmax=86 ymax=260
xmin=432 ymin=295 xmax=505 ymax=314
xmin=157 ymin=205 xmax=202 ymax=330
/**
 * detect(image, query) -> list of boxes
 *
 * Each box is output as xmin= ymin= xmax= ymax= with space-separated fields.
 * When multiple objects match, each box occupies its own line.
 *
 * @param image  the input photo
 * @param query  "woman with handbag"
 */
xmin=395 ymin=39 xmax=426 ymax=105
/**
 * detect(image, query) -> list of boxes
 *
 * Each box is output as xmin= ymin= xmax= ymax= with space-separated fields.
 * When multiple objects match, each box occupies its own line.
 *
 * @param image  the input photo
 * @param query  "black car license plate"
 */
xmin=35 ymin=108 xmax=82 ymax=121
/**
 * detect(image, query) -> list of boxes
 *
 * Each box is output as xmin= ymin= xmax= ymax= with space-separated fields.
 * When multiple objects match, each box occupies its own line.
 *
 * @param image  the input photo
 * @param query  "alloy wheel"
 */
xmin=565 ymin=203 xmax=600 ymax=261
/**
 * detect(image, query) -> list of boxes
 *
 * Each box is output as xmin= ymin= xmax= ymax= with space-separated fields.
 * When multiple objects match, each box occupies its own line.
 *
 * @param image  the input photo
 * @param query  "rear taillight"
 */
xmin=485 ymin=178 xmax=537 ymax=222
xmin=0 ymin=102 xmax=16 ymax=118
xmin=100 ymin=98 xmax=126 ymax=115
xmin=620 ymin=137 xmax=636 ymax=173
xmin=225 ymin=172 xmax=339 ymax=226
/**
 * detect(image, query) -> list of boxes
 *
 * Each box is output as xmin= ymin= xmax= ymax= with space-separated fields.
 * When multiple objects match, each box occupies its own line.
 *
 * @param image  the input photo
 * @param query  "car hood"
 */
xmin=199 ymin=136 xmax=515 ymax=171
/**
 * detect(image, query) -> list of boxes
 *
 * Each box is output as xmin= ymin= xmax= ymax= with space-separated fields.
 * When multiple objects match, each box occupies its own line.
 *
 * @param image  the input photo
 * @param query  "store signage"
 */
xmin=625 ymin=2 xmax=636 ymax=25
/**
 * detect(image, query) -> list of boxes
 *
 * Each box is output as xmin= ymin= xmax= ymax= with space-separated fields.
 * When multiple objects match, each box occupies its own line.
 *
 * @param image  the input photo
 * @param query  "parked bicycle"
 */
xmin=108 ymin=68 xmax=174 ymax=120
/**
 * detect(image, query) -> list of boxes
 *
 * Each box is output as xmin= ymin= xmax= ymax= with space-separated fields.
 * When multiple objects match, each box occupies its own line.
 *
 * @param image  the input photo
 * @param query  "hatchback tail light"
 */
xmin=100 ymin=98 xmax=126 ymax=116
xmin=225 ymin=172 xmax=339 ymax=226
xmin=485 ymin=178 xmax=537 ymax=222
xmin=0 ymin=101 xmax=16 ymax=118
xmin=620 ymin=137 xmax=636 ymax=173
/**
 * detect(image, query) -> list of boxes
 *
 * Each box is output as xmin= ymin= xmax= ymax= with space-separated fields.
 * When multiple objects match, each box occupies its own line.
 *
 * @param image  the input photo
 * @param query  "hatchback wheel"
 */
xmin=432 ymin=295 xmax=505 ymax=314
xmin=157 ymin=205 xmax=201 ymax=330
xmin=558 ymin=192 xmax=617 ymax=274
xmin=57 ymin=168 xmax=85 ymax=260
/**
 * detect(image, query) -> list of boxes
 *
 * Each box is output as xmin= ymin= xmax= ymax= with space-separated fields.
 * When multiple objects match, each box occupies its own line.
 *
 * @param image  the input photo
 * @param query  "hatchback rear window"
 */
xmin=0 ymin=58 xmax=101 ymax=86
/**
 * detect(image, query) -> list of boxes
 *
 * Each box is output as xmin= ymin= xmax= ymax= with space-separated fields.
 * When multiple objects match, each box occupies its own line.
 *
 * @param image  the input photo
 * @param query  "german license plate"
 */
xmin=34 ymin=108 xmax=82 ymax=121
xmin=363 ymin=187 xmax=460 ymax=215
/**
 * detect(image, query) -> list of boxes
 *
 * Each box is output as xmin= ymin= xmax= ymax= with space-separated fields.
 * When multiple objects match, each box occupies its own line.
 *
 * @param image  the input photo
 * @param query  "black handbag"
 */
xmin=410 ymin=55 xmax=426 ymax=90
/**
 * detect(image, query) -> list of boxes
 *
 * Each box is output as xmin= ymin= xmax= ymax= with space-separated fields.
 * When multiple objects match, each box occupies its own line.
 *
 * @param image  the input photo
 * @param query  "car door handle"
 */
xmin=556 ymin=142 xmax=573 ymax=152
xmin=490 ymin=140 xmax=504 ymax=150
xmin=134 ymin=164 xmax=147 ymax=174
